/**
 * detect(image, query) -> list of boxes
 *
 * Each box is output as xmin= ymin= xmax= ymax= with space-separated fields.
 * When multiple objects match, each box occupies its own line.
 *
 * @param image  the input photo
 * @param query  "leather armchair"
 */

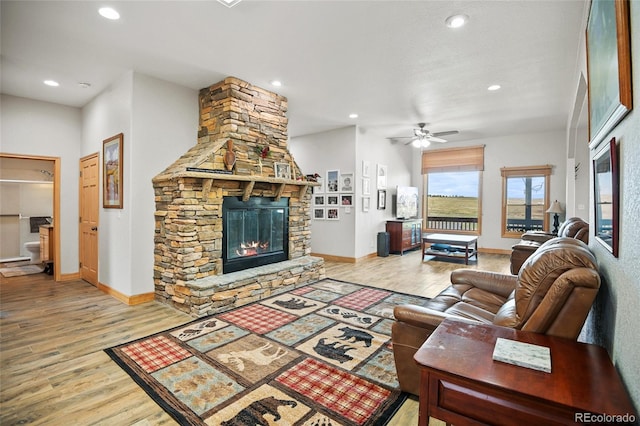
xmin=392 ymin=237 xmax=600 ymax=396
xmin=510 ymin=217 xmax=589 ymax=274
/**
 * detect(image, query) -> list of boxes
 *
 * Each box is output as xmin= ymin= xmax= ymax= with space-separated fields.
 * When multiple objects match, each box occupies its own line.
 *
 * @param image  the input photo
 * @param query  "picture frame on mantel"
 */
xmin=593 ymin=138 xmax=619 ymax=257
xmin=103 ymin=133 xmax=124 ymax=209
xmin=586 ymin=0 xmax=632 ymax=149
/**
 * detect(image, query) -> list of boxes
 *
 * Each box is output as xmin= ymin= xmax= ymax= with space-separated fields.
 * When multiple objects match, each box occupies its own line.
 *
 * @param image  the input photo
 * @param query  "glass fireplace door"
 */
xmin=223 ymin=197 xmax=288 ymax=273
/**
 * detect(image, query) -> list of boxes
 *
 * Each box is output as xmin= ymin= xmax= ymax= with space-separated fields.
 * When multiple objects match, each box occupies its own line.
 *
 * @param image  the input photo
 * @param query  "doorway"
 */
xmin=79 ymin=154 xmax=99 ymax=286
xmin=0 ymin=153 xmax=61 ymax=280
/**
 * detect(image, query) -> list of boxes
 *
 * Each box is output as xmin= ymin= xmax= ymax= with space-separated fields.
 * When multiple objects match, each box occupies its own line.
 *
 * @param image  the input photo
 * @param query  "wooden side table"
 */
xmin=414 ymin=319 xmax=636 ymax=425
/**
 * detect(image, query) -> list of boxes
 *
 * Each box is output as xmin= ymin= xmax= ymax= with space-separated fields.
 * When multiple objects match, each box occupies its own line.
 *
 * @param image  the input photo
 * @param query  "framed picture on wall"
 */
xmin=362 ymin=197 xmax=370 ymax=212
xmin=313 ymin=195 xmax=325 ymax=205
xmin=103 ymin=133 xmax=124 ymax=209
xmin=586 ymin=0 xmax=632 ymax=148
xmin=327 ymin=170 xmax=339 ymax=193
xmin=340 ymin=173 xmax=354 ymax=193
xmin=377 ymin=190 xmax=386 ymax=210
xmin=377 ymin=164 xmax=387 ymax=189
xmin=313 ymin=176 xmax=325 ymax=194
xmin=327 ymin=207 xmax=340 ymax=220
xmin=593 ymin=137 xmax=619 ymax=257
xmin=313 ymin=208 xmax=325 ymax=220
xmin=327 ymin=195 xmax=339 ymax=205
xmin=362 ymin=160 xmax=371 ymax=178
xmin=340 ymin=195 xmax=353 ymax=206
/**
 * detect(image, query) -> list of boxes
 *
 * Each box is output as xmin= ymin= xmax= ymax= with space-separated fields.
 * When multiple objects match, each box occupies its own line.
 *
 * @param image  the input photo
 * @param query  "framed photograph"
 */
xmin=377 ymin=189 xmax=386 ymax=210
xmin=275 ymin=162 xmax=291 ymax=179
xmin=327 ymin=207 xmax=340 ymax=220
xmin=313 ymin=195 xmax=325 ymax=205
xmin=103 ymin=133 xmax=124 ymax=209
xmin=340 ymin=195 xmax=353 ymax=206
xmin=593 ymin=137 xmax=619 ymax=257
xmin=327 ymin=195 xmax=339 ymax=205
xmin=362 ymin=197 xmax=370 ymax=212
xmin=377 ymin=164 xmax=387 ymax=189
xmin=362 ymin=178 xmax=371 ymax=195
xmin=327 ymin=170 xmax=339 ymax=193
xmin=362 ymin=160 xmax=371 ymax=178
xmin=313 ymin=208 xmax=325 ymax=220
xmin=340 ymin=173 xmax=354 ymax=193
xmin=313 ymin=176 xmax=325 ymax=194
xmin=586 ymin=0 xmax=632 ymax=148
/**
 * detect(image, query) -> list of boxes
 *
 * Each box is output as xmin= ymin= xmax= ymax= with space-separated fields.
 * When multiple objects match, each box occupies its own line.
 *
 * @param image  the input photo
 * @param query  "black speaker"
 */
xmin=377 ymin=232 xmax=390 ymax=257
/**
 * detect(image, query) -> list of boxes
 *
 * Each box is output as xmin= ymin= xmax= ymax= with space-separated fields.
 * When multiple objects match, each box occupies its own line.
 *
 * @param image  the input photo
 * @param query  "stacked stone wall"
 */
xmin=152 ymin=76 xmax=322 ymax=317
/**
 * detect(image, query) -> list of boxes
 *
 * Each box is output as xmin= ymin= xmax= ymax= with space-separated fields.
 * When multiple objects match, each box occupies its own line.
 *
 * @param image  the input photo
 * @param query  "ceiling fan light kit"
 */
xmin=389 ymin=123 xmax=459 ymax=148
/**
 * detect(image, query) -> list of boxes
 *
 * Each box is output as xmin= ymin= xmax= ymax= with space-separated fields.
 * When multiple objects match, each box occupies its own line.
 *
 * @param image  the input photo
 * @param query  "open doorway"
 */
xmin=0 ymin=154 xmax=61 ymax=280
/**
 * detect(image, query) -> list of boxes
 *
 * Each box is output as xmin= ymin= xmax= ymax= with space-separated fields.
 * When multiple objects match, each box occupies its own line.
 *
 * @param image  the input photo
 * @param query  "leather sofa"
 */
xmin=391 ymin=237 xmax=600 ymax=396
xmin=510 ymin=217 xmax=589 ymax=274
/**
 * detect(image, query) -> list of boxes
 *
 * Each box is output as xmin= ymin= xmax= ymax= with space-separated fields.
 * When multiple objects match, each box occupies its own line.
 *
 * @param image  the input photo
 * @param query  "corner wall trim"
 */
xmin=97 ymin=282 xmax=155 ymax=305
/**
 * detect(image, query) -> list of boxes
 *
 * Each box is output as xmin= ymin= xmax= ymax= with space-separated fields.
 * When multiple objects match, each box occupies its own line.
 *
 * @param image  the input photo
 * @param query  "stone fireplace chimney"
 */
xmin=152 ymin=77 xmax=324 ymax=316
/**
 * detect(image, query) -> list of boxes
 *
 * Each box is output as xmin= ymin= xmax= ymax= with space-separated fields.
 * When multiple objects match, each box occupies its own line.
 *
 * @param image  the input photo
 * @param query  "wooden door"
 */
xmin=79 ymin=154 xmax=99 ymax=286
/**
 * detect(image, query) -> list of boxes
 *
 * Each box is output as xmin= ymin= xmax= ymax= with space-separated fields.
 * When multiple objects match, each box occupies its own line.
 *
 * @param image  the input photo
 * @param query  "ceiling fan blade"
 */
xmin=432 ymin=130 xmax=459 ymax=137
xmin=427 ymin=136 xmax=448 ymax=143
xmin=404 ymin=137 xmax=419 ymax=145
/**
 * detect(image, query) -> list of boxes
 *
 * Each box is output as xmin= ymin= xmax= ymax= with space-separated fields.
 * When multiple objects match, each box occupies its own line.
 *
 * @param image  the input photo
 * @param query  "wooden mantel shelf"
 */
xmin=154 ymin=169 xmax=319 ymax=201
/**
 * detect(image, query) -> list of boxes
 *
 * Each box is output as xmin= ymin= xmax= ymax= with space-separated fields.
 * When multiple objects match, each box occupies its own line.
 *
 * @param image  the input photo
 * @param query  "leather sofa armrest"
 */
xmin=394 ymin=304 xmax=449 ymax=330
xmin=450 ymin=269 xmax=517 ymax=298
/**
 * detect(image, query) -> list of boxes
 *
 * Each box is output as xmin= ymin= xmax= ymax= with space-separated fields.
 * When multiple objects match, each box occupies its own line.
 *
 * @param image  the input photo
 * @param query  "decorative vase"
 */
xmin=224 ymin=139 xmax=236 ymax=171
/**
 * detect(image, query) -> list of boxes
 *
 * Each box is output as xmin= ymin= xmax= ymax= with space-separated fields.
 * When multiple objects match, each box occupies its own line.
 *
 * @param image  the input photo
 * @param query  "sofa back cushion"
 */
xmin=558 ymin=217 xmax=589 ymax=243
xmin=513 ymin=237 xmax=597 ymax=327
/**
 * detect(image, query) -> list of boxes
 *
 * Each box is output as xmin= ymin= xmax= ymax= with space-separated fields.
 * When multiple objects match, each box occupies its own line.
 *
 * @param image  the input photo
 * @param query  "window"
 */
xmin=422 ymin=146 xmax=484 ymax=234
xmin=501 ymin=165 xmax=551 ymax=238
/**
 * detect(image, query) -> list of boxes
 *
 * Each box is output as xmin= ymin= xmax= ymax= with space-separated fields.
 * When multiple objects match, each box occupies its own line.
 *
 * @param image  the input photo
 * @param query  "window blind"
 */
xmin=422 ymin=145 xmax=485 ymax=173
xmin=500 ymin=165 xmax=552 ymax=177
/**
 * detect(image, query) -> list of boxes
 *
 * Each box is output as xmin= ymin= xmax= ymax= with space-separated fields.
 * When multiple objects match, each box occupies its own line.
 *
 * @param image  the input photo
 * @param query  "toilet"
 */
xmin=24 ymin=241 xmax=41 ymax=264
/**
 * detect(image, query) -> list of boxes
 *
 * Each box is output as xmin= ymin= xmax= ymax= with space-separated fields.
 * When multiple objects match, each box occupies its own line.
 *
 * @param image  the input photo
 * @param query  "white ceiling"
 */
xmin=1 ymin=0 xmax=588 ymax=141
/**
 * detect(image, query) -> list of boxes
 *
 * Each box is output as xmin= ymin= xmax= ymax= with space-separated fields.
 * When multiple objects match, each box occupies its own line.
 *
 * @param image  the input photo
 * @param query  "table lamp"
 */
xmin=546 ymin=200 xmax=564 ymax=234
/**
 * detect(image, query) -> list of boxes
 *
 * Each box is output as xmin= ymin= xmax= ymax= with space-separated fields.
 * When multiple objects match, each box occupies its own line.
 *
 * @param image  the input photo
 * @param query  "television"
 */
xmin=395 ymin=186 xmax=419 ymax=219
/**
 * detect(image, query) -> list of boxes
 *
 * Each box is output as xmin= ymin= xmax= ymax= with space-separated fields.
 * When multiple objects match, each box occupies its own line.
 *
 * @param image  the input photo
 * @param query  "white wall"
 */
xmin=130 ymin=73 xmax=198 ymax=295
xmin=81 ymin=71 xmax=197 ymax=297
xmin=0 ymin=94 xmax=82 ymax=274
xmin=82 ymin=72 xmax=134 ymax=295
xmin=290 ymin=125 xmax=414 ymax=259
xmin=457 ymin=131 xmax=568 ymax=251
xmin=575 ymin=1 xmax=640 ymax=411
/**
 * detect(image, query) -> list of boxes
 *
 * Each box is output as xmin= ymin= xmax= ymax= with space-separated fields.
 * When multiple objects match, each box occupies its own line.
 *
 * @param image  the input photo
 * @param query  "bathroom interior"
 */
xmin=0 ymin=157 xmax=54 ymax=265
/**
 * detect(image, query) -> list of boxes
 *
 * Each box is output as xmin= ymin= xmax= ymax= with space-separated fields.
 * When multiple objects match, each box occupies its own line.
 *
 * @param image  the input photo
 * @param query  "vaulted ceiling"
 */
xmin=1 ymin=1 xmax=587 ymax=141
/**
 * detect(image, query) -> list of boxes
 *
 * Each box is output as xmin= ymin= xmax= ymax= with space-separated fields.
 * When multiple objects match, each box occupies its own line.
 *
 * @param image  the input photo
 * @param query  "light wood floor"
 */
xmin=0 ymin=250 xmax=510 ymax=425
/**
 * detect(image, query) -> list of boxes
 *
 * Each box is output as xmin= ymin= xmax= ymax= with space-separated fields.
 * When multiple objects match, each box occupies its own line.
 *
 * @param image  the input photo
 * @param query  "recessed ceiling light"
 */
xmin=99 ymin=7 xmax=120 ymax=20
xmin=488 ymin=84 xmax=501 ymax=91
xmin=44 ymin=80 xmax=59 ymax=87
xmin=445 ymin=14 xmax=469 ymax=28
xmin=270 ymin=80 xmax=282 ymax=87
xmin=349 ymin=113 xmax=358 ymax=119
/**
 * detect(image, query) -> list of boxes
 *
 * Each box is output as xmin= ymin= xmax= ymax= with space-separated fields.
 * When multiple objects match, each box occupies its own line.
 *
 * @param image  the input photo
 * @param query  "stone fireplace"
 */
xmin=152 ymin=77 xmax=325 ymax=317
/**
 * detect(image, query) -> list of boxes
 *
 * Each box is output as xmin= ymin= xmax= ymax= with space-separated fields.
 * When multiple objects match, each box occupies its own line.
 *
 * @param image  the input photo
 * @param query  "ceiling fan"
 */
xmin=392 ymin=123 xmax=459 ymax=148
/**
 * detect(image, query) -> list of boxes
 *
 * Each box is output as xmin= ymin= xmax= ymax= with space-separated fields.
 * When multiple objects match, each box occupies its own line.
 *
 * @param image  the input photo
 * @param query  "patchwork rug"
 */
xmin=105 ymin=278 xmax=429 ymax=425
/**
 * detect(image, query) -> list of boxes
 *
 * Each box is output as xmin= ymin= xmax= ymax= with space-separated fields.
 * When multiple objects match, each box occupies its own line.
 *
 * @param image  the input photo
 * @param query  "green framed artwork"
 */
xmin=586 ymin=0 xmax=632 ymax=149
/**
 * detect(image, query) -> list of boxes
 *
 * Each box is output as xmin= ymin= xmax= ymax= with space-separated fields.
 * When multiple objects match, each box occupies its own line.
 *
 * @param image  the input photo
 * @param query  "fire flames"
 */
xmin=235 ymin=241 xmax=270 ymax=257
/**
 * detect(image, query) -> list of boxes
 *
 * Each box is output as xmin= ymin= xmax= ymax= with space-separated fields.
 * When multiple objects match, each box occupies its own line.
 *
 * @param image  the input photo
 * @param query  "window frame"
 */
xmin=500 ymin=165 xmax=552 ymax=238
xmin=422 ymin=146 xmax=485 ymax=236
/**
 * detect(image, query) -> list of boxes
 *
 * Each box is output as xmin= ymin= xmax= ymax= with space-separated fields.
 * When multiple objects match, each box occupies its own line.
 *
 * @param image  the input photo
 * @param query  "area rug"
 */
xmin=105 ymin=278 xmax=429 ymax=425
xmin=0 ymin=264 xmax=44 ymax=277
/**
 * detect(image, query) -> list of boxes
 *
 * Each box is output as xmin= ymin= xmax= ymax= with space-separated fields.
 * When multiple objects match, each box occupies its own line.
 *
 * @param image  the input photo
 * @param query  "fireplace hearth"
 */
xmin=223 ymin=196 xmax=289 ymax=273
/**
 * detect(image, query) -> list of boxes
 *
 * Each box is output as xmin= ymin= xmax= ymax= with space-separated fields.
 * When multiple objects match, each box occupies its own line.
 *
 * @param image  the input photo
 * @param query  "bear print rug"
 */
xmin=105 ymin=278 xmax=430 ymax=425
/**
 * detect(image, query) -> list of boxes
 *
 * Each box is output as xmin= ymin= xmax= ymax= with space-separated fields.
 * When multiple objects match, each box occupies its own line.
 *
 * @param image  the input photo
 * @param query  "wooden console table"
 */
xmin=422 ymin=233 xmax=478 ymax=264
xmin=414 ymin=319 xmax=636 ymax=426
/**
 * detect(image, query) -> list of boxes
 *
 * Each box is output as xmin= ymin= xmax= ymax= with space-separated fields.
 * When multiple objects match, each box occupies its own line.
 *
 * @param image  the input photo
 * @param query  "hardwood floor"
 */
xmin=0 ymin=250 xmax=510 ymax=425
